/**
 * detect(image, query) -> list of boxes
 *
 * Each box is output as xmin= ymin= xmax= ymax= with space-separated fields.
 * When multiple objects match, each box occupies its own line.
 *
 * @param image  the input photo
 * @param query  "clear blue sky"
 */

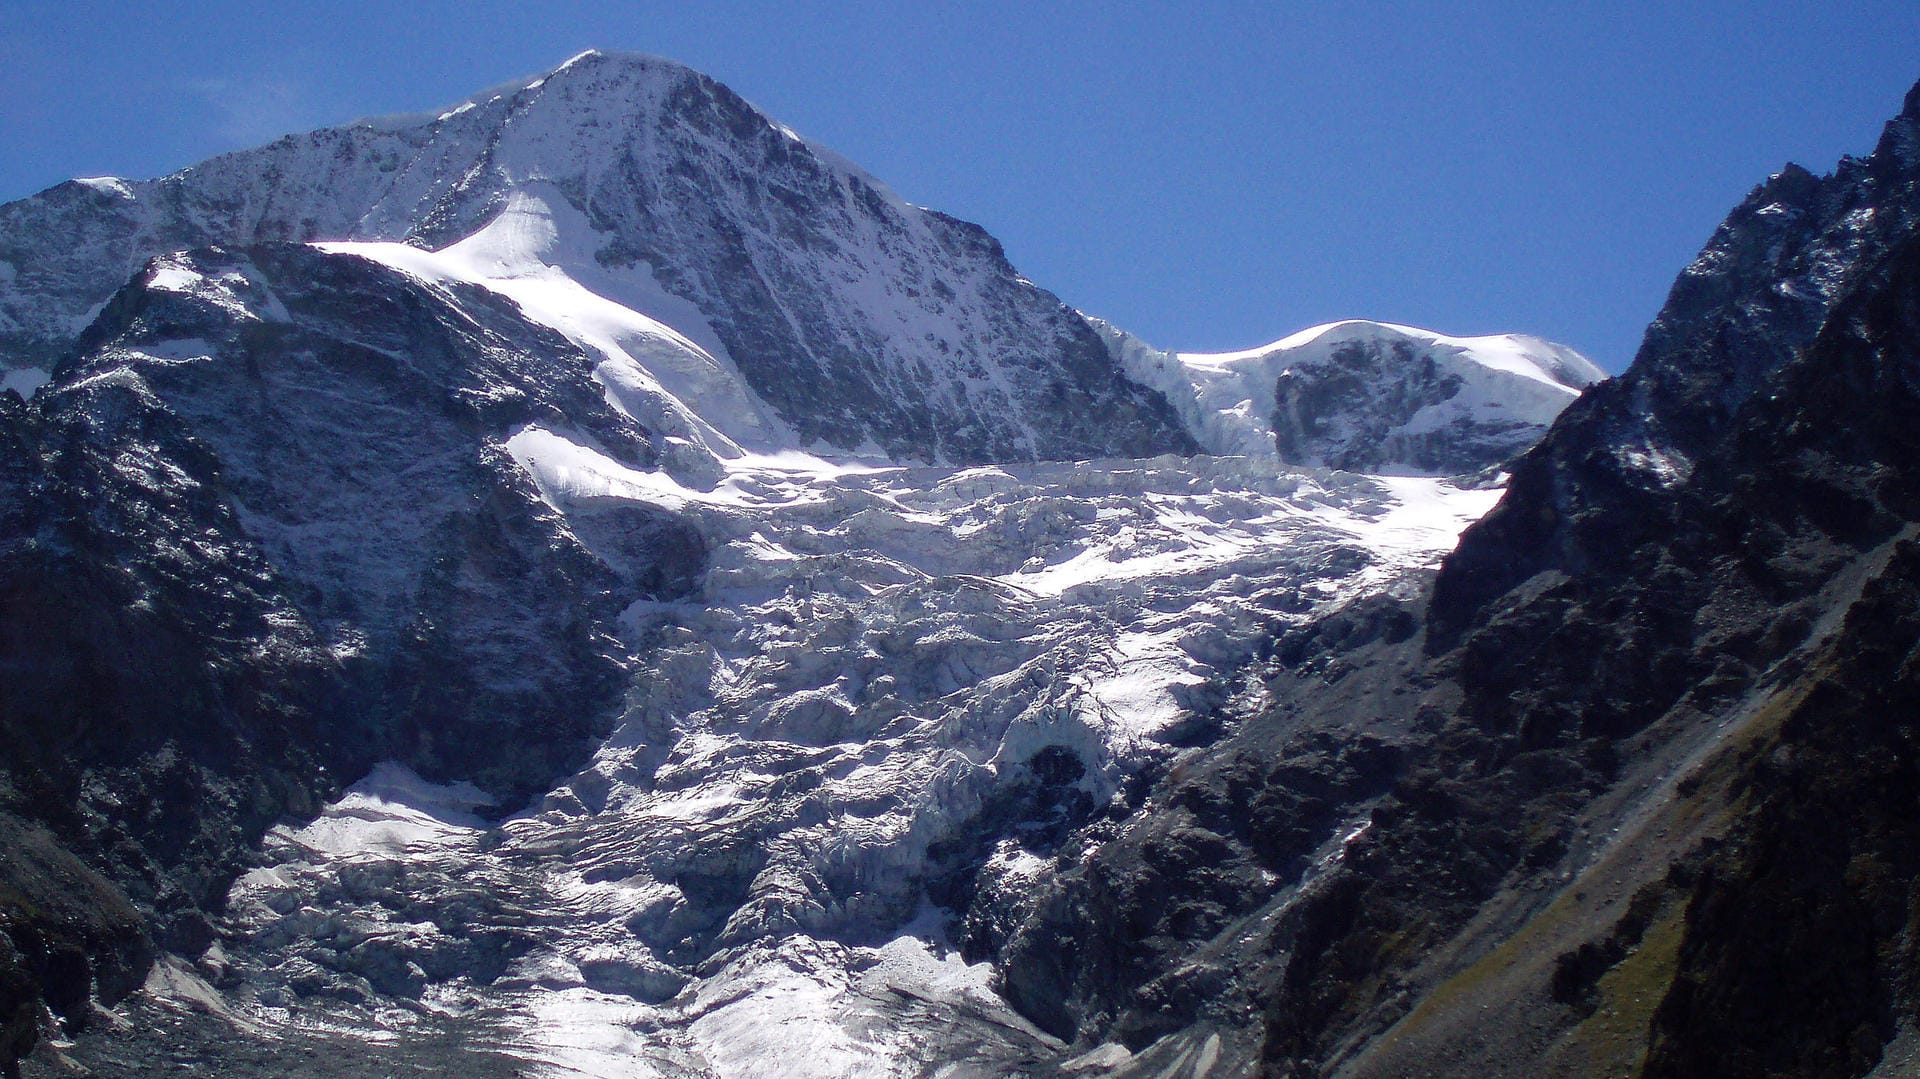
xmin=4 ymin=2 xmax=1917 ymax=370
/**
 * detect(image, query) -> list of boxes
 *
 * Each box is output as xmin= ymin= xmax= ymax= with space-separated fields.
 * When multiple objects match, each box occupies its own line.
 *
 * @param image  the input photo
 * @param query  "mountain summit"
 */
xmin=0 ymin=50 xmax=1602 ymax=474
xmin=1 ymin=49 xmax=1195 ymax=465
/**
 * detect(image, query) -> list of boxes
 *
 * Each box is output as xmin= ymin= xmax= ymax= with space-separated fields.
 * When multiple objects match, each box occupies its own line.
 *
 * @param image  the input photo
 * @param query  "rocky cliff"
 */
xmin=951 ymin=78 xmax=1920 ymax=1079
xmin=0 ymin=239 xmax=704 ymax=1069
xmin=1255 ymin=78 xmax=1920 ymax=1079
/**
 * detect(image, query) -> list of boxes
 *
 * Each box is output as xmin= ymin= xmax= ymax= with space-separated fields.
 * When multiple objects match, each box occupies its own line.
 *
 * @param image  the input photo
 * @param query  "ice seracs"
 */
xmin=218 ymin=452 xmax=1506 ymax=1077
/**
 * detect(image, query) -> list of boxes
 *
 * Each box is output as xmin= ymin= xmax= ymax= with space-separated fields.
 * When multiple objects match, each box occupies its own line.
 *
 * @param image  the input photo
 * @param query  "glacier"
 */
xmin=210 ymin=450 xmax=1504 ymax=1077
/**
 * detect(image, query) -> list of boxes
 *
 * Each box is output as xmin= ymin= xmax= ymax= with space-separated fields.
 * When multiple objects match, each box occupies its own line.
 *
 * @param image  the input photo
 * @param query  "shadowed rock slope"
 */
xmin=1255 ymin=80 xmax=1920 ymax=1078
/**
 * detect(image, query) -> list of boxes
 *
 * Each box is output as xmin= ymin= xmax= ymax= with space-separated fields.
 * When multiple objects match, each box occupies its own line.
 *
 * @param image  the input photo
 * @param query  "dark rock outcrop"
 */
xmin=958 ymin=77 xmax=1920 ymax=1079
xmin=1432 ymin=78 xmax=1920 ymax=638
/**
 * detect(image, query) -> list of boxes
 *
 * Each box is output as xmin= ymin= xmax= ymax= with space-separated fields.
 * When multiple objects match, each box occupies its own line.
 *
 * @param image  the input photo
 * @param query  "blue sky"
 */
xmin=4 ymin=2 xmax=1916 ymax=370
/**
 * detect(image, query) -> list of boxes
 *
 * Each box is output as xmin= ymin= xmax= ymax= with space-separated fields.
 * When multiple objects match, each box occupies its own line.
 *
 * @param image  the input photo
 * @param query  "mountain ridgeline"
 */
xmin=1 ymin=47 xmax=1915 ymax=1079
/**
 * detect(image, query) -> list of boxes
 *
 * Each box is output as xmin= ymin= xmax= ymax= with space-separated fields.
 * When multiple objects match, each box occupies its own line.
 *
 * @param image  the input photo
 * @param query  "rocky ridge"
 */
xmin=1255 ymin=78 xmax=1920 ymax=1078
xmin=891 ymin=77 xmax=1920 ymax=1079
xmin=0 ymin=238 xmax=701 ymax=1072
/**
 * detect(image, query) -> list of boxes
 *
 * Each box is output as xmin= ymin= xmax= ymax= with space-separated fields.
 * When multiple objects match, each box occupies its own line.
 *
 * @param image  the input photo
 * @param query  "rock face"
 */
xmin=1238 ymin=79 xmax=1920 ymax=1078
xmin=59 ymin=242 xmax=703 ymax=800
xmin=1433 ymin=78 xmax=1920 ymax=630
xmin=0 ymin=239 xmax=703 ymax=1069
xmin=1100 ymin=318 xmax=1601 ymax=474
xmin=0 ymin=50 xmax=1192 ymax=466
xmin=943 ymin=79 xmax=1920 ymax=1079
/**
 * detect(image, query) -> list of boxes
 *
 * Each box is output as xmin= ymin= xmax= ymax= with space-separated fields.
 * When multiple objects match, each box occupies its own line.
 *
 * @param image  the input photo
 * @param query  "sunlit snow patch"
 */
xmin=261 ymin=761 xmax=492 ymax=859
xmin=317 ymin=186 xmax=792 ymax=476
xmin=73 ymin=175 xmax=135 ymax=198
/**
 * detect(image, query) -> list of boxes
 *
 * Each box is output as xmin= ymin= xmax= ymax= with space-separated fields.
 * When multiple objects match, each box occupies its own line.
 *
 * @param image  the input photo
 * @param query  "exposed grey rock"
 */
xmin=0 ymin=238 xmax=706 ymax=1068
xmin=54 ymin=242 xmax=702 ymax=801
xmin=1434 ymin=77 xmax=1920 ymax=630
xmin=1246 ymin=77 xmax=1920 ymax=1079
xmin=941 ymin=77 xmax=1920 ymax=1079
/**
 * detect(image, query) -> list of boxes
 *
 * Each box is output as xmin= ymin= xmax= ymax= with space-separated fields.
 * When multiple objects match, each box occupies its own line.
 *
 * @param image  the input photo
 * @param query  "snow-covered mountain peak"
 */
xmin=351 ymin=48 xmax=685 ymax=131
xmin=1247 ymin=319 xmax=1604 ymax=388
xmin=0 ymin=53 xmax=1194 ymax=464
xmin=1096 ymin=317 xmax=1603 ymax=474
xmin=1 ymin=52 xmax=1596 ymax=477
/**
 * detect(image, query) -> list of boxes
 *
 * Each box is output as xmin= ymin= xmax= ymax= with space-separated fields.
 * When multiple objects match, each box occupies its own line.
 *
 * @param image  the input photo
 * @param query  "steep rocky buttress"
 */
xmin=956 ymin=78 xmax=1920 ymax=1079
xmin=1247 ymin=78 xmax=1920 ymax=1079
xmin=0 ymin=239 xmax=704 ymax=1067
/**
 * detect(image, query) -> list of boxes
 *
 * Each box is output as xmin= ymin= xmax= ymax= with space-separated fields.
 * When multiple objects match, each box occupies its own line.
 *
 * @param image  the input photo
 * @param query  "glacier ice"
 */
xmin=213 ymin=445 xmax=1505 ymax=1075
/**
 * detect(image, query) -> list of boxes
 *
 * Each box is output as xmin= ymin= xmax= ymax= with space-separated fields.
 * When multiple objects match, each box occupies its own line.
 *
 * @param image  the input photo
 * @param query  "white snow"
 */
xmin=1321 ymin=474 xmax=1505 ymax=553
xmin=319 ymin=185 xmax=793 ymax=475
xmin=509 ymin=989 xmax=670 ymax=1079
xmin=141 ymin=256 xmax=292 ymax=323
xmin=265 ymin=761 xmax=490 ymax=859
xmin=1 ymin=367 xmax=49 ymax=397
xmin=219 ymin=442 xmax=1511 ymax=1075
xmin=1098 ymin=317 xmax=1603 ymax=465
xmin=145 ymin=262 xmax=203 ymax=294
xmin=73 ymin=175 xmax=134 ymax=198
xmin=504 ymin=423 xmax=894 ymax=515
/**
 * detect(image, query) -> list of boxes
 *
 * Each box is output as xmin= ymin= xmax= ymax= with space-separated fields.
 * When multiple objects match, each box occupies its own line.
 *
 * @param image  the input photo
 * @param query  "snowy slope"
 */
xmin=314 ymin=184 xmax=794 ymax=483
xmin=15 ymin=214 xmax=1550 ymax=1079
xmin=1097 ymin=317 xmax=1603 ymax=473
